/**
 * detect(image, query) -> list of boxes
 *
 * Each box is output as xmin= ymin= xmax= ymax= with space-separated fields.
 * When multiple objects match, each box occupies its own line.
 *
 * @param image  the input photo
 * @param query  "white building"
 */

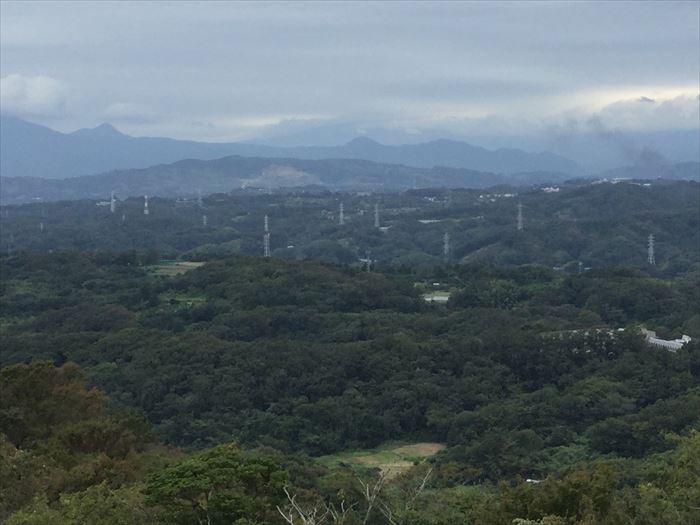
xmin=642 ymin=329 xmax=692 ymax=352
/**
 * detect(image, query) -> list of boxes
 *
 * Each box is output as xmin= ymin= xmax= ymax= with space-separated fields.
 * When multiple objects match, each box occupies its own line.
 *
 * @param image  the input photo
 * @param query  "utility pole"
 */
xmin=339 ymin=202 xmax=345 ymax=225
xmin=374 ymin=203 xmax=380 ymax=228
xmin=365 ymin=250 xmax=372 ymax=272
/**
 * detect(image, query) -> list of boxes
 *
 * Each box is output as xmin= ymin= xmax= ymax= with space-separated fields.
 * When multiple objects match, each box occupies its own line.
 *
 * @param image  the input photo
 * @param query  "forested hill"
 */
xmin=1 ymin=181 xmax=699 ymax=524
xmin=2 ymin=180 xmax=698 ymax=275
xmin=2 ymin=253 xmax=698 ymax=451
xmin=3 ymin=152 xmax=697 ymax=206
xmin=1 ymin=252 xmax=699 ymax=522
xmin=0 ymin=155 xmax=576 ymax=205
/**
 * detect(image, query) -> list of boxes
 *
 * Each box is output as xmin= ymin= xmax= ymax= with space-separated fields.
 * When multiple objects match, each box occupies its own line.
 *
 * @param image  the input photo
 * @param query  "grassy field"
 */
xmin=422 ymin=291 xmax=451 ymax=303
xmin=318 ymin=442 xmax=446 ymax=479
xmin=148 ymin=260 xmax=205 ymax=277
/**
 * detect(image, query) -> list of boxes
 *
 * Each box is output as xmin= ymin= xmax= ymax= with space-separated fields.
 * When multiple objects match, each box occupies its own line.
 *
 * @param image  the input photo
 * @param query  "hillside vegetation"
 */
xmin=1 ymin=182 xmax=698 ymax=524
xmin=2 ymin=181 xmax=698 ymax=275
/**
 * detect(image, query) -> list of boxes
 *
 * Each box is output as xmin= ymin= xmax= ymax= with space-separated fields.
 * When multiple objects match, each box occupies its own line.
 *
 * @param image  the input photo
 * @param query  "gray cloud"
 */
xmin=1 ymin=1 xmax=698 ymax=141
xmin=102 ymin=102 xmax=156 ymax=124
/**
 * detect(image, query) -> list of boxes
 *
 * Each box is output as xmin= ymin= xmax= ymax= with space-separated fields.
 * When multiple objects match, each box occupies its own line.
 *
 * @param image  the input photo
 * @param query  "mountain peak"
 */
xmin=71 ymin=122 xmax=125 ymax=138
xmin=92 ymin=123 xmax=123 ymax=135
xmin=345 ymin=136 xmax=381 ymax=148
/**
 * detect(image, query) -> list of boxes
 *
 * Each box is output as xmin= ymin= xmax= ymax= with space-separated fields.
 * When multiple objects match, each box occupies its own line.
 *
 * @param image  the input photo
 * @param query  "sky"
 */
xmin=1 ymin=0 xmax=699 ymax=145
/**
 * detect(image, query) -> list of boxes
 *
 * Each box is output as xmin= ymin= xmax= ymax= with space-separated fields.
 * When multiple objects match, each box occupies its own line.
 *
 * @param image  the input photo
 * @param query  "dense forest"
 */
xmin=1 ymin=182 xmax=699 ymax=523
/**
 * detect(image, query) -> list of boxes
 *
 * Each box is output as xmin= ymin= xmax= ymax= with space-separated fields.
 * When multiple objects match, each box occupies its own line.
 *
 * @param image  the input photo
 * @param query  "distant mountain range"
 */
xmin=0 ymin=154 xmax=581 ymax=204
xmin=2 ymin=149 xmax=697 ymax=205
xmin=0 ymin=116 xmax=582 ymax=179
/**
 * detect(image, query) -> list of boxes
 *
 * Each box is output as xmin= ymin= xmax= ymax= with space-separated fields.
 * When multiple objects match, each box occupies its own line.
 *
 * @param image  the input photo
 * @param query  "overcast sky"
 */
xmin=1 ymin=0 xmax=699 ymax=143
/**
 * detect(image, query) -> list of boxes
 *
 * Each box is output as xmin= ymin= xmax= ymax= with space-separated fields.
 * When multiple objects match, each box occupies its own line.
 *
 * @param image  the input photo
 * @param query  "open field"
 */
xmin=318 ymin=442 xmax=446 ymax=479
xmin=423 ymin=291 xmax=451 ymax=303
xmin=148 ymin=260 xmax=205 ymax=276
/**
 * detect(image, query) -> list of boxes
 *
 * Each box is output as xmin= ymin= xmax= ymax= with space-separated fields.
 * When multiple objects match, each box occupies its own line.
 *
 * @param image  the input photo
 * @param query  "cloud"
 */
xmin=596 ymin=93 xmax=700 ymax=130
xmin=1 ymin=2 xmax=697 ymax=140
xmin=102 ymin=102 xmax=156 ymax=124
xmin=0 ymin=74 xmax=67 ymax=117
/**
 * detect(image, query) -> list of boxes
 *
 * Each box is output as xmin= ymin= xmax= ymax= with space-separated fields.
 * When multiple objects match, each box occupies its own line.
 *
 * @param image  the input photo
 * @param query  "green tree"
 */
xmin=145 ymin=444 xmax=287 ymax=525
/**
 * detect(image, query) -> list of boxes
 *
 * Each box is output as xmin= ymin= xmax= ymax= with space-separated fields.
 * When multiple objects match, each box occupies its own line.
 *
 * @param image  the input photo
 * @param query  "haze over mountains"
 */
xmin=1 ymin=116 xmax=585 ymax=179
xmin=1 ymin=115 xmax=698 ymax=205
xmin=4 ymin=116 xmax=700 ymax=182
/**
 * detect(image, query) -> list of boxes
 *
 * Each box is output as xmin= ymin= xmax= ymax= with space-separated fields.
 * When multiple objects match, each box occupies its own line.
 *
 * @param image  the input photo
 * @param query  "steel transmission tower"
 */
xmin=517 ymin=202 xmax=523 ymax=231
xmin=144 ymin=195 xmax=149 ymax=215
xmin=110 ymin=192 xmax=116 ymax=213
xmin=263 ymin=215 xmax=271 ymax=257
xmin=374 ymin=203 xmax=380 ymax=228
xmin=647 ymin=234 xmax=656 ymax=265
xmin=339 ymin=202 xmax=345 ymax=225
xmin=443 ymin=231 xmax=450 ymax=259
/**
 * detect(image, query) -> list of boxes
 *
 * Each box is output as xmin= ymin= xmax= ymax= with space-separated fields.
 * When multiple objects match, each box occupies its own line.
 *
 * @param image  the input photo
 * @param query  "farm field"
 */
xmin=318 ymin=442 xmax=446 ymax=478
xmin=148 ymin=260 xmax=205 ymax=276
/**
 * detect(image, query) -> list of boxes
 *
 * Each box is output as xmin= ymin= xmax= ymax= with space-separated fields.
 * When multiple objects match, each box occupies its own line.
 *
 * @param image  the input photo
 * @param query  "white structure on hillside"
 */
xmin=642 ymin=329 xmax=691 ymax=352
